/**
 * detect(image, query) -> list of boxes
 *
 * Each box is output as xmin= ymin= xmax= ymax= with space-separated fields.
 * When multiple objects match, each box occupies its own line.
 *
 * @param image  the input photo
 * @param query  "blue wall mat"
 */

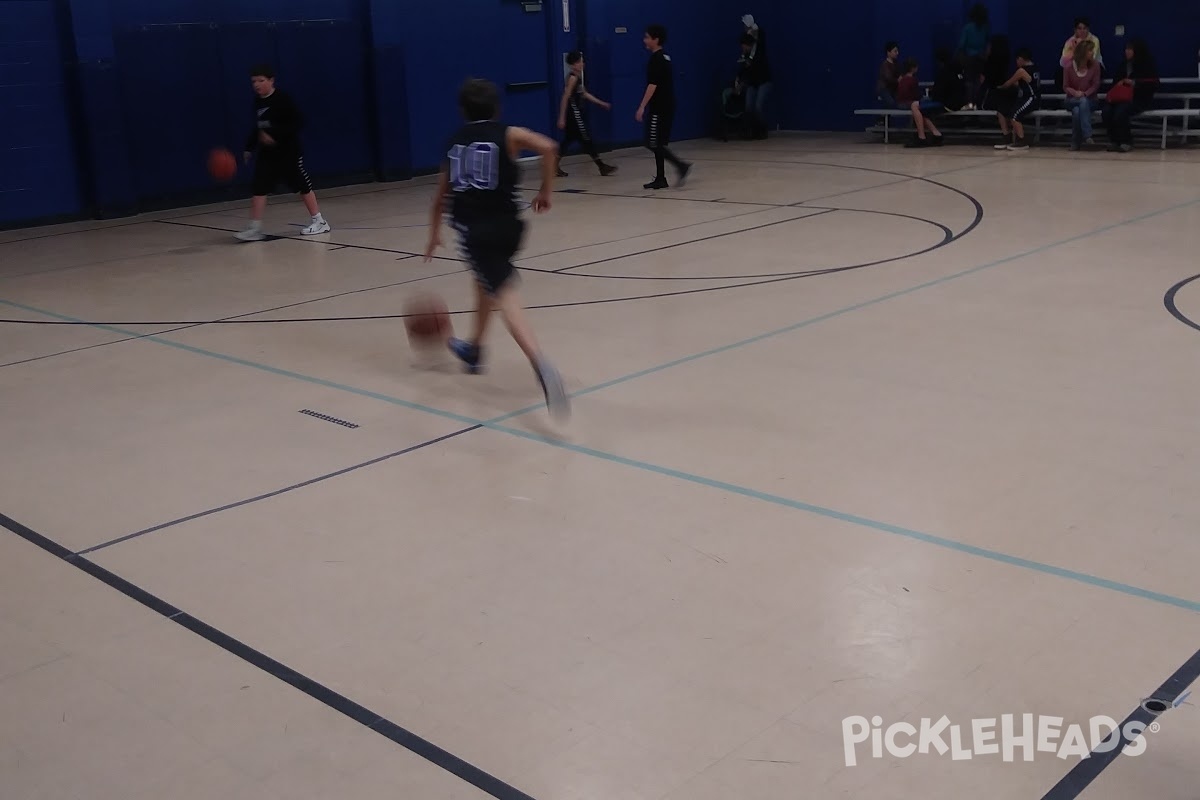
xmin=273 ymin=20 xmax=373 ymax=180
xmin=395 ymin=1 xmax=558 ymax=171
xmin=112 ymin=25 xmax=226 ymax=202
xmin=0 ymin=0 xmax=84 ymax=226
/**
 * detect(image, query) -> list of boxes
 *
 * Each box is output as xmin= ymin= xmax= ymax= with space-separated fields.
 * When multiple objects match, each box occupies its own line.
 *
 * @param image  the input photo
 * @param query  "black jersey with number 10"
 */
xmin=444 ymin=120 xmax=520 ymax=226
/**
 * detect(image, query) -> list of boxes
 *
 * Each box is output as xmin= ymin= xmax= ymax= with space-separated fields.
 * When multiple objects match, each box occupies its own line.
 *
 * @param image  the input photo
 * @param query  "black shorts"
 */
xmin=644 ymin=110 xmax=674 ymax=149
xmin=452 ymin=215 xmax=525 ymax=296
xmin=1003 ymin=93 xmax=1039 ymax=122
xmin=252 ymin=152 xmax=314 ymax=196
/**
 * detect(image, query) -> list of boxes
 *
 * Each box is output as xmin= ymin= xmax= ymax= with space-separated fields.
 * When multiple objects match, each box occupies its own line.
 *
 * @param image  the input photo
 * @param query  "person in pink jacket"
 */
xmin=1063 ymin=40 xmax=1101 ymax=149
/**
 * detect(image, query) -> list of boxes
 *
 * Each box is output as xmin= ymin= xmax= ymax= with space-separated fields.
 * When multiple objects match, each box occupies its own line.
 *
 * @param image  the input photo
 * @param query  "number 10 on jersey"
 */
xmin=449 ymin=142 xmax=500 ymax=191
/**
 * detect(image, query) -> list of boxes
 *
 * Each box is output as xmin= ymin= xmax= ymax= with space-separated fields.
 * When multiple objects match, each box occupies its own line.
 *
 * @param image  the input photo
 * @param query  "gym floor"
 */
xmin=2 ymin=133 xmax=1199 ymax=800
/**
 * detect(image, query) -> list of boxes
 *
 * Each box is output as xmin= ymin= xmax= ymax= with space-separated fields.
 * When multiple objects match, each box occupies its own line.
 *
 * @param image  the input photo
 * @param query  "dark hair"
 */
xmin=884 ymin=40 xmax=898 ymax=54
xmin=902 ymin=57 xmax=918 ymax=73
xmin=566 ymin=50 xmax=583 ymax=65
xmin=935 ymin=47 xmax=952 ymax=64
xmin=250 ymin=63 xmax=274 ymax=79
xmin=968 ymin=3 xmax=989 ymax=25
xmin=1126 ymin=38 xmax=1155 ymax=66
xmin=1016 ymin=46 xmax=1033 ymax=61
xmin=458 ymin=78 xmax=500 ymax=122
xmin=1074 ymin=16 xmax=1090 ymax=28
xmin=645 ymin=24 xmax=667 ymax=45
xmin=740 ymin=32 xmax=755 ymax=46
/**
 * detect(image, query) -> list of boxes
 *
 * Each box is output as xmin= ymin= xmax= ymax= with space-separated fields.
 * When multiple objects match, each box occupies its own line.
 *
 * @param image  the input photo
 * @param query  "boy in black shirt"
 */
xmin=994 ymin=48 xmax=1041 ymax=151
xmin=237 ymin=64 xmax=330 ymax=241
xmin=636 ymin=24 xmax=691 ymax=190
xmin=422 ymin=79 xmax=569 ymax=421
xmin=556 ymin=51 xmax=617 ymax=177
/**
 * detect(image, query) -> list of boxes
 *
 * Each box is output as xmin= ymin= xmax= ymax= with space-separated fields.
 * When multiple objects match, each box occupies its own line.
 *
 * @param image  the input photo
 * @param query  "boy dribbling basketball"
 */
xmin=422 ymin=78 xmax=570 ymax=421
xmin=237 ymin=64 xmax=330 ymax=241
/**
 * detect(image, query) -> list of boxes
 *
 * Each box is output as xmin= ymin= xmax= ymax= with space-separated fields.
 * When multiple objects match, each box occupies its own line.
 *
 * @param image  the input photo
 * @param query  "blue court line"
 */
xmin=3 ymin=195 xmax=1199 ymax=612
xmin=5 ymin=295 xmax=1198 ymax=612
xmin=484 ymin=194 xmax=1200 ymax=425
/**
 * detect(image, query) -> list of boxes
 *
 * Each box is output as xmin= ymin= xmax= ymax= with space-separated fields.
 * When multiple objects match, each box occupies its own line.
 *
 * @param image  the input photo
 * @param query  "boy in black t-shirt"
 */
xmin=236 ymin=64 xmax=330 ymax=241
xmin=636 ymin=24 xmax=692 ymax=190
xmin=422 ymin=78 xmax=569 ymax=421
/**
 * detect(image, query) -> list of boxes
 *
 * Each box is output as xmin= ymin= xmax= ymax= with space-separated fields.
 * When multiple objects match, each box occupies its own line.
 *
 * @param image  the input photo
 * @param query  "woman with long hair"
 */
xmin=1102 ymin=38 xmax=1159 ymax=152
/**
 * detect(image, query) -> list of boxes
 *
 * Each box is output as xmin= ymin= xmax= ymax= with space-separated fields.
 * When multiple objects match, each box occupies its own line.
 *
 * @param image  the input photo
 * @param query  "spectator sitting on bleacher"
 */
xmin=897 ymin=58 xmax=945 ymax=147
xmin=877 ymin=42 xmax=901 ymax=105
xmin=977 ymin=34 xmax=1012 ymax=113
xmin=1064 ymin=39 xmax=1101 ymax=150
xmin=1060 ymin=17 xmax=1104 ymax=72
xmin=1102 ymin=38 xmax=1159 ymax=152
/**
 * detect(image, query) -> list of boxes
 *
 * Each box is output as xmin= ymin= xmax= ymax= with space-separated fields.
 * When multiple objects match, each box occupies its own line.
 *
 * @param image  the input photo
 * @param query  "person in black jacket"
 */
xmin=1102 ymin=39 xmax=1159 ymax=152
xmin=236 ymin=64 xmax=330 ymax=241
xmin=739 ymin=15 xmax=772 ymax=138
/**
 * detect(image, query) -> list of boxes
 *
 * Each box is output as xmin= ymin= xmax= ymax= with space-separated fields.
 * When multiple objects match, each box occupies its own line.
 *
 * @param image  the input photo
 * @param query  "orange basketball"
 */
xmin=404 ymin=292 xmax=453 ymax=345
xmin=207 ymin=148 xmax=237 ymax=182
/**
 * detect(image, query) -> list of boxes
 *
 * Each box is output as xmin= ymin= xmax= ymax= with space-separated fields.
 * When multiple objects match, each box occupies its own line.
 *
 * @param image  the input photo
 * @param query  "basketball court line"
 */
xmin=0 ymin=257 xmax=471 ymax=371
xmin=6 ymin=153 xmax=1200 ymax=800
xmin=1039 ymin=647 xmax=1200 ymax=800
xmin=71 ymin=425 xmax=482 ymax=555
xmin=0 ymin=510 xmax=540 ymax=800
xmin=6 ymin=194 xmax=1199 ymax=613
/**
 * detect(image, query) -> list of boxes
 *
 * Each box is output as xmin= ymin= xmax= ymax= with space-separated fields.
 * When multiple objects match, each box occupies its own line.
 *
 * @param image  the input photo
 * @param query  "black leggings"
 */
xmin=1102 ymin=102 xmax=1145 ymax=145
xmin=561 ymin=117 xmax=601 ymax=164
xmin=644 ymin=111 xmax=684 ymax=179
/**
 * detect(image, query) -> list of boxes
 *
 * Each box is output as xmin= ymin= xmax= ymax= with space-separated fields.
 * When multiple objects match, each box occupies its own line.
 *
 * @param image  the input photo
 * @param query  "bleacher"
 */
xmin=854 ymin=77 xmax=1200 ymax=148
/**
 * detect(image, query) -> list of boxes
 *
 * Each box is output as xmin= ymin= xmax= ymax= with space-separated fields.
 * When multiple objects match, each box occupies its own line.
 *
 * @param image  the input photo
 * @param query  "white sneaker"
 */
xmin=235 ymin=224 xmax=265 ymax=241
xmin=301 ymin=218 xmax=330 ymax=235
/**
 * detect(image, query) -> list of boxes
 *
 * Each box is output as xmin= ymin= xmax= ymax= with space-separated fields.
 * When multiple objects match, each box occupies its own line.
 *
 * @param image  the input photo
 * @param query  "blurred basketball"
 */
xmin=404 ymin=292 xmax=452 ymax=345
xmin=207 ymin=148 xmax=238 ymax=182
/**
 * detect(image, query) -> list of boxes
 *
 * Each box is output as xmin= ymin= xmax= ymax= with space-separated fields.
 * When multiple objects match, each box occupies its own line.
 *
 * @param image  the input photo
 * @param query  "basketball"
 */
xmin=404 ymin=292 xmax=453 ymax=345
xmin=207 ymin=148 xmax=238 ymax=182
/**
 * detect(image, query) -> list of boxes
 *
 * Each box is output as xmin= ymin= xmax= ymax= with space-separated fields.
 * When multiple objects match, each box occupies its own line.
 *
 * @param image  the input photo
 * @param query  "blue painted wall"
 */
xmin=0 ymin=1 xmax=85 ymax=225
xmin=1008 ymin=0 xmax=1199 ymax=78
xmin=5 ymin=0 xmax=1198 ymax=228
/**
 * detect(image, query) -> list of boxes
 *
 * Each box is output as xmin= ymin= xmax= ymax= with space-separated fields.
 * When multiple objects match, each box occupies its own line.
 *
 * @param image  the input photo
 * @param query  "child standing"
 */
xmin=422 ymin=79 xmax=569 ymax=421
xmin=556 ymin=51 xmax=618 ymax=178
xmin=636 ymin=24 xmax=691 ymax=190
xmin=994 ymin=48 xmax=1041 ymax=151
xmin=237 ymin=64 xmax=330 ymax=241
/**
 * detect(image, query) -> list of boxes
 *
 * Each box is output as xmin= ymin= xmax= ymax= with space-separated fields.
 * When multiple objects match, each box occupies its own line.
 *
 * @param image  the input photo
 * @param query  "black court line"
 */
xmin=75 ymin=425 xmax=482 ymax=555
xmin=0 ymin=257 xmax=469 ymax=370
xmin=713 ymin=142 xmax=1200 ymax=166
xmin=157 ymin=219 xmax=466 ymax=265
xmin=1040 ymin=647 xmax=1200 ymax=799
xmin=1163 ymin=272 xmax=1200 ymax=333
xmin=0 ymin=159 xmax=982 ymax=326
xmin=1 ymin=504 xmax=536 ymax=800
xmin=550 ymin=208 xmax=835 ymax=273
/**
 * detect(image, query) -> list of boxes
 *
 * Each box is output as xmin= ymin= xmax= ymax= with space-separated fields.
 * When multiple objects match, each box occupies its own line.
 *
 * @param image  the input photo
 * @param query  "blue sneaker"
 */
xmin=448 ymin=338 xmax=484 ymax=374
